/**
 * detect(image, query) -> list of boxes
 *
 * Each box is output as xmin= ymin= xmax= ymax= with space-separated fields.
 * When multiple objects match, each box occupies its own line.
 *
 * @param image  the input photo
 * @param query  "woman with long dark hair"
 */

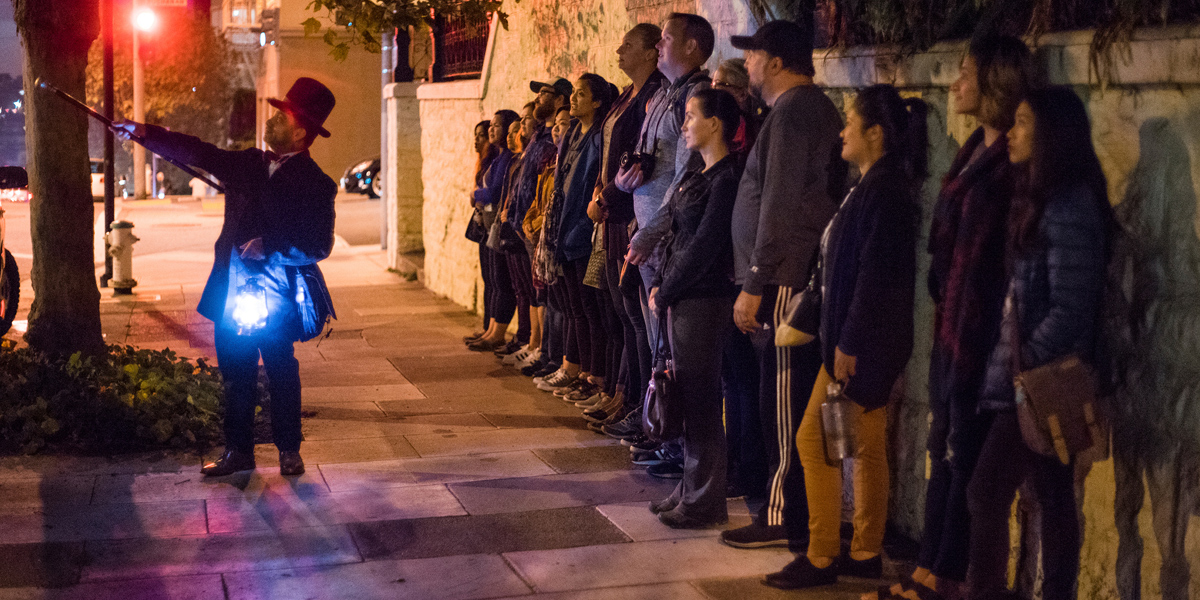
xmin=966 ymin=86 xmax=1111 ymax=600
xmin=468 ymin=109 xmax=522 ymax=352
xmin=876 ymin=35 xmax=1034 ymax=600
xmin=465 ymin=120 xmax=498 ymax=342
xmin=646 ymin=88 xmax=743 ymax=528
xmin=769 ymin=84 xmax=926 ymax=589
xmin=536 ymin=74 xmax=616 ymax=395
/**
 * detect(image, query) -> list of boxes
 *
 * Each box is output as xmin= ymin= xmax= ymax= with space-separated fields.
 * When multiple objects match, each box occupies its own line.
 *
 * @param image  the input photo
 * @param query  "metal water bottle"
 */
xmin=821 ymin=380 xmax=858 ymax=463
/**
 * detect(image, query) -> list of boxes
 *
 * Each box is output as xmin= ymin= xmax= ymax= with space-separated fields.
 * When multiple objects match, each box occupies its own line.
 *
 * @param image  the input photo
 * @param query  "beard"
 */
xmin=534 ymin=100 xmax=557 ymax=122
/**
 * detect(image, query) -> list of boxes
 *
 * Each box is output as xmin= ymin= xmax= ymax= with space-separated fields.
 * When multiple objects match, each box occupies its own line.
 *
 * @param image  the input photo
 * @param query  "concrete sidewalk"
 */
xmin=0 ymin=241 xmax=884 ymax=599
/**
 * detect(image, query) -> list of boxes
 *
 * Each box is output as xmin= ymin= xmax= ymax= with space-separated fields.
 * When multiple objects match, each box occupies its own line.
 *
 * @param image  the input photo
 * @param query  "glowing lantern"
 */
xmin=232 ymin=277 xmax=268 ymax=335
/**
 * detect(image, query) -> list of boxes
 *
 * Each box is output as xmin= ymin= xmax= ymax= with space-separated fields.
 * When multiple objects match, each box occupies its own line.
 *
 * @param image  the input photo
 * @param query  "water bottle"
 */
xmin=821 ymin=380 xmax=857 ymax=463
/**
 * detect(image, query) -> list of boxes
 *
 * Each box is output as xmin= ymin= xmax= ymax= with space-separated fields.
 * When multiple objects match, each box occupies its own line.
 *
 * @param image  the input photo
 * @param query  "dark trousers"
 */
xmin=596 ymin=285 xmax=623 ymax=395
xmin=505 ymin=248 xmax=534 ymax=344
xmin=723 ymin=329 xmax=768 ymax=499
xmin=604 ymin=222 xmax=650 ymax=405
xmin=560 ymin=257 xmax=606 ymax=376
xmin=753 ymin=285 xmax=821 ymax=546
xmin=488 ymin=245 xmax=516 ymax=325
xmin=477 ymin=242 xmax=492 ymax=330
xmin=214 ymin=326 xmax=302 ymax=454
xmin=666 ymin=296 xmax=734 ymax=519
xmin=967 ymin=411 xmax=1080 ymax=600
xmin=918 ymin=348 xmax=994 ymax=582
xmin=543 ymin=302 xmax=564 ymax=365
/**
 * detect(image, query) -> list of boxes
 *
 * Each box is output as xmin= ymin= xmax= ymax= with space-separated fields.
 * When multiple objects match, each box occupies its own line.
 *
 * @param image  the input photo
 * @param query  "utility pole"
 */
xmin=380 ymin=27 xmax=395 ymax=249
xmin=101 ymin=0 xmax=115 ymax=286
xmin=131 ymin=5 xmax=157 ymax=199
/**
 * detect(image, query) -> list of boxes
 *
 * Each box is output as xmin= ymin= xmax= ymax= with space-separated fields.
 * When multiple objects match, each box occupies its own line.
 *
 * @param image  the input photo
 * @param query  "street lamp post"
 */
xmin=131 ymin=5 xmax=156 ymax=199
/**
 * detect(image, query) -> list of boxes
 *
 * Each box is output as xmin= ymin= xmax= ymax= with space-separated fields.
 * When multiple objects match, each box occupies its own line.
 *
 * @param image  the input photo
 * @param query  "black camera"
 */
xmin=619 ymin=151 xmax=656 ymax=179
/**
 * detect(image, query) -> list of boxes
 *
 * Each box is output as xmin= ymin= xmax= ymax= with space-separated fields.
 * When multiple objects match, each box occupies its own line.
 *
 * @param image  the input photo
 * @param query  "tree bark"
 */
xmin=14 ymin=0 xmax=105 ymax=355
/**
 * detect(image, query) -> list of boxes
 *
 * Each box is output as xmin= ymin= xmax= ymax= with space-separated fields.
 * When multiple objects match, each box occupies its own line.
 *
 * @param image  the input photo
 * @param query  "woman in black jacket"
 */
xmin=966 ymin=87 xmax=1112 ymax=600
xmin=768 ymin=85 xmax=926 ymax=589
xmin=646 ymin=88 xmax=742 ymax=528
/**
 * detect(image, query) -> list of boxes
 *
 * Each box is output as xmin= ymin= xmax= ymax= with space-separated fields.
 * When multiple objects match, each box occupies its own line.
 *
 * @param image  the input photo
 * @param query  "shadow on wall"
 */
xmin=1107 ymin=116 xmax=1200 ymax=600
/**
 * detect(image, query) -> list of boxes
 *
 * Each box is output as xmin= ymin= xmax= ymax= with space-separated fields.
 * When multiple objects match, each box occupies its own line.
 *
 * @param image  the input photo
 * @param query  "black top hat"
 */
xmin=268 ymin=77 xmax=336 ymax=138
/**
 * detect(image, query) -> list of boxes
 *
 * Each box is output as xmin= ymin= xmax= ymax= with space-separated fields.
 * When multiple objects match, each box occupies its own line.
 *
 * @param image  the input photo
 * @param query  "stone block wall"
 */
xmin=386 ymin=83 xmax=424 ymax=257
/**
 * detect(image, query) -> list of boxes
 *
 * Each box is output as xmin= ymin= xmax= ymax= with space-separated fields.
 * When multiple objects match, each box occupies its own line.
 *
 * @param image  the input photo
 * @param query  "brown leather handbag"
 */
xmin=1008 ymin=302 xmax=1103 ymax=465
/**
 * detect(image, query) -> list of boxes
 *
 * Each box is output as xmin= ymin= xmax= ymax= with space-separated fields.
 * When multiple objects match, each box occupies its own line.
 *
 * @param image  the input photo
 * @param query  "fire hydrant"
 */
xmin=106 ymin=220 xmax=139 ymax=295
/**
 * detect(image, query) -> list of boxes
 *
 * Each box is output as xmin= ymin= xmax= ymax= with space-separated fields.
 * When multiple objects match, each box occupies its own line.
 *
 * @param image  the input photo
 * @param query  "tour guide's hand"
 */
xmin=112 ymin=120 xmax=146 ymax=141
xmin=648 ymin=287 xmax=659 ymax=313
xmin=239 ymin=238 xmax=265 ymax=262
xmin=834 ymin=347 xmax=857 ymax=382
xmin=733 ymin=291 xmax=762 ymax=334
xmin=614 ymin=164 xmax=643 ymax=193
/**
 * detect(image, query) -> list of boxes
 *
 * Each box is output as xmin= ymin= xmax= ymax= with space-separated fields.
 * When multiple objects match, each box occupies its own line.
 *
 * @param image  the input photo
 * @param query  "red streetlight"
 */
xmin=132 ymin=7 xmax=158 ymax=32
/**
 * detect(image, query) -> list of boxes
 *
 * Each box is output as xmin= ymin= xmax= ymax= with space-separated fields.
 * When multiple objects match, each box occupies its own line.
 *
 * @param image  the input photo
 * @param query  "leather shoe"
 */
xmin=279 ymin=451 xmax=305 ymax=476
xmin=201 ymin=449 xmax=256 ymax=476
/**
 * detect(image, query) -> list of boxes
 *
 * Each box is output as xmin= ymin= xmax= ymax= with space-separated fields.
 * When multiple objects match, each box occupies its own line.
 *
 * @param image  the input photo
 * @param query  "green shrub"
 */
xmin=0 ymin=345 xmax=225 ymax=454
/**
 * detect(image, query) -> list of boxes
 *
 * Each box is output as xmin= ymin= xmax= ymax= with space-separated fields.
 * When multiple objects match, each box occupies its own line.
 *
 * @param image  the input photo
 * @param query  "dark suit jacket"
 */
xmin=141 ymin=125 xmax=337 ymax=341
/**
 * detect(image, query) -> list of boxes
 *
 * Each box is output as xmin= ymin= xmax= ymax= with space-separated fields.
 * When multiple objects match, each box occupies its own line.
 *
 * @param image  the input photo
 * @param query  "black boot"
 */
xmin=201 ymin=449 xmax=256 ymax=476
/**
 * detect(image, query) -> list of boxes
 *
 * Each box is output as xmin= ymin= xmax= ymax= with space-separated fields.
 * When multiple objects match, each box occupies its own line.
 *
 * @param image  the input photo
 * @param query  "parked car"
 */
xmin=0 ymin=166 xmax=23 ymax=335
xmin=90 ymin=158 xmax=104 ymax=201
xmin=341 ymin=157 xmax=381 ymax=199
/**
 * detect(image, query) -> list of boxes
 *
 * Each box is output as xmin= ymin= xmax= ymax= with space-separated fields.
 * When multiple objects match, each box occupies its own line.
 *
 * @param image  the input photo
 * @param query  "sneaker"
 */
xmin=494 ymin=339 xmax=522 ymax=357
xmin=574 ymin=392 xmax=607 ymax=409
xmin=536 ymin=370 xmax=577 ymax=392
xmin=564 ymin=383 xmax=601 ymax=402
xmin=530 ymin=361 xmax=560 ymax=379
xmin=503 ymin=345 xmax=531 ymax=365
xmin=554 ymin=379 xmax=589 ymax=398
xmin=762 ymin=556 xmax=838 ymax=590
xmin=532 ymin=368 xmax=563 ymax=386
xmin=631 ymin=447 xmax=672 ymax=466
xmin=719 ymin=522 xmax=789 ymax=549
xmin=658 ymin=508 xmax=727 ymax=529
xmin=515 ymin=349 xmax=542 ymax=369
xmin=522 ymin=357 xmax=552 ymax=377
xmin=587 ymin=421 xmax=606 ymax=434
xmin=601 ymin=409 xmax=643 ymax=439
xmin=837 ymin=555 xmax=882 ymax=579
xmin=647 ymin=461 xmax=683 ymax=479
xmin=583 ymin=396 xmax=624 ymax=423
xmin=622 ymin=434 xmax=658 ymax=450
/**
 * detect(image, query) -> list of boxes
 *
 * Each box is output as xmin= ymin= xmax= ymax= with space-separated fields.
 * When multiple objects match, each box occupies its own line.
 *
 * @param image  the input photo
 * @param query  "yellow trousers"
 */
xmin=796 ymin=366 xmax=890 ymax=561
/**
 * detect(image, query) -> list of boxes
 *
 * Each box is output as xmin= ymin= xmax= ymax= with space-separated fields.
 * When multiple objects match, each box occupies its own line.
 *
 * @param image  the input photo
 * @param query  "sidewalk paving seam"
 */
xmin=499 ymin=552 xmax=538 ymax=594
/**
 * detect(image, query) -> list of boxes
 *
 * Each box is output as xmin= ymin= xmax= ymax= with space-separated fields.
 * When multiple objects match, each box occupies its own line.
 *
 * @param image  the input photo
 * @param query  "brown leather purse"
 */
xmin=1008 ymin=301 xmax=1103 ymax=464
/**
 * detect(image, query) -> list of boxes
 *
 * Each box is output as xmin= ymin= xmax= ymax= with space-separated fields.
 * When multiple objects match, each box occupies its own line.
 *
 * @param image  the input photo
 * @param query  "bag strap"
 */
xmin=654 ymin=310 xmax=672 ymax=363
xmin=1006 ymin=291 xmax=1022 ymax=377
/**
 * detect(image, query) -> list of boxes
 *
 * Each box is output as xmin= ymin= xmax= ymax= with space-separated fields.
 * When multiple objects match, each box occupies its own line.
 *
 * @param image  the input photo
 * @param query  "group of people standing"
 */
xmin=466 ymin=14 xmax=1112 ymax=599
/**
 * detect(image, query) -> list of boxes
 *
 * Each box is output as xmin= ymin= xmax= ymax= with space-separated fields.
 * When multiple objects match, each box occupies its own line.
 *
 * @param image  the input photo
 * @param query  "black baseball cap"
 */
xmin=730 ymin=20 xmax=815 ymax=77
xmin=529 ymin=78 xmax=574 ymax=98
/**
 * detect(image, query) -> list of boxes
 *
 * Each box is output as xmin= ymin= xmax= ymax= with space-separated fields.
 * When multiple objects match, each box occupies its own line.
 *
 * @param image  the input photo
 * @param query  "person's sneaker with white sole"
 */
xmin=515 ymin=348 xmax=541 ymax=369
xmin=503 ymin=345 xmax=531 ymax=366
xmin=536 ymin=370 xmax=577 ymax=392
xmin=574 ymin=392 xmax=607 ymax=409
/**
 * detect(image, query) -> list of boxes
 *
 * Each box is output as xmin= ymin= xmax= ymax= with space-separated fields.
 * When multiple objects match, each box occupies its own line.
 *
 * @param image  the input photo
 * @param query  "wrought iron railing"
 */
xmin=434 ymin=10 xmax=491 ymax=81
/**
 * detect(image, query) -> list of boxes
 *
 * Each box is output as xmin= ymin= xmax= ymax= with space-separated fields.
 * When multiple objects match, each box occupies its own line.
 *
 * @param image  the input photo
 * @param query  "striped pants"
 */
xmin=753 ymin=285 xmax=823 ymax=546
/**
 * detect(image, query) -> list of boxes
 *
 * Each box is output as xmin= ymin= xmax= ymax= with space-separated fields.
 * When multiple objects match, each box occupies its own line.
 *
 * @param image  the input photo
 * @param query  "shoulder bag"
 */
xmin=776 ymin=252 xmax=822 ymax=347
xmin=1008 ymin=298 xmax=1103 ymax=464
xmin=642 ymin=311 xmax=682 ymax=442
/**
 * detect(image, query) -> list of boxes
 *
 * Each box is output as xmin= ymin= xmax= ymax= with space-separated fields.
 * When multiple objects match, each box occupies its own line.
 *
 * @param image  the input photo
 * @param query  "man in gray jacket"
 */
xmin=723 ymin=20 xmax=847 ymax=552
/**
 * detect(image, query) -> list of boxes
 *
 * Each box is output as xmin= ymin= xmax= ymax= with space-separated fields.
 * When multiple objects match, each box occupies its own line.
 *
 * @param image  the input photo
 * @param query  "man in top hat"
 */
xmin=116 ymin=77 xmax=339 ymax=477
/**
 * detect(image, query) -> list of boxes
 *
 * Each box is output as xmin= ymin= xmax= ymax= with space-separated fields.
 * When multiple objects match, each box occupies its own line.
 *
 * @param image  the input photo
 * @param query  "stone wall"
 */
xmin=385 ymin=83 xmax=423 ymax=256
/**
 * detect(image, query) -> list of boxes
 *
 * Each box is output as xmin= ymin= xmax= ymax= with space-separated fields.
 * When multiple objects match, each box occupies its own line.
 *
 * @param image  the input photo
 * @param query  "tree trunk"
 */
xmin=14 ymin=0 xmax=105 ymax=355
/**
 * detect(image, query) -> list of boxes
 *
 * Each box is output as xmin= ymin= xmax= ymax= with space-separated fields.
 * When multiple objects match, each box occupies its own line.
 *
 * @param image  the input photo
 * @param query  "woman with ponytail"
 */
xmin=766 ymin=84 xmax=927 ymax=589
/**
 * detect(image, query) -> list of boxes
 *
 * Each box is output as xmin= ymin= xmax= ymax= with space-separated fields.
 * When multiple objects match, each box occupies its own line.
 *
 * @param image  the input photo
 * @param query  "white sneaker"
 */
xmin=575 ymin=392 xmax=607 ymax=408
xmin=532 ymin=368 xmax=564 ymax=386
xmin=536 ymin=370 xmax=577 ymax=392
xmin=503 ymin=345 xmax=530 ymax=366
xmin=516 ymin=349 xmax=542 ymax=369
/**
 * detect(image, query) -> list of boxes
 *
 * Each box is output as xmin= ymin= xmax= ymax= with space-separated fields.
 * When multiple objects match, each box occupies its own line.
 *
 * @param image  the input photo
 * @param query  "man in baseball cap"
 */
xmin=530 ymin=78 xmax=573 ymax=126
xmin=730 ymin=20 xmax=815 ymax=95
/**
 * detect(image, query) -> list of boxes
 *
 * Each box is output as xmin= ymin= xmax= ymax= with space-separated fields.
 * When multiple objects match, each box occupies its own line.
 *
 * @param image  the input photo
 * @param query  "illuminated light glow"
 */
xmin=132 ymin=7 xmax=158 ymax=32
xmin=260 ymin=32 xmax=266 ymax=46
xmin=232 ymin=278 xmax=269 ymax=335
